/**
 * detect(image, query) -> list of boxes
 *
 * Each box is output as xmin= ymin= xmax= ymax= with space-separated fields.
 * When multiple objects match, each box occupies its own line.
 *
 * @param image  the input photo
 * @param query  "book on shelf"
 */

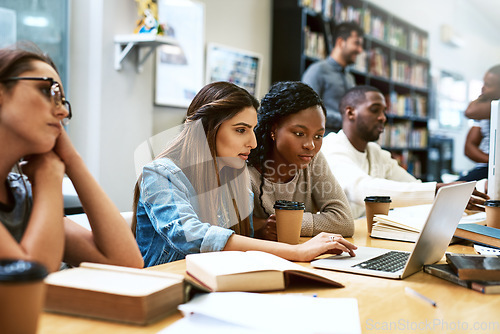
xmin=371 ymin=206 xmax=486 ymax=243
xmin=368 ymin=47 xmax=389 ymax=78
xmin=185 ymin=251 xmax=343 ymax=292
xmin=44 ymin=262 xmax=185 ymax=325
xmin=423 ymin=263 xmax=500 ymax=294
xmin=445 ymin=253 xmax=500 ymax=281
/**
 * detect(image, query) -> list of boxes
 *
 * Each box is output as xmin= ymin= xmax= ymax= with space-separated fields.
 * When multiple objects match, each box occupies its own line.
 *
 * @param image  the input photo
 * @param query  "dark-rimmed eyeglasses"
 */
xmin=1 ymin=76 xmax=72 ymax=126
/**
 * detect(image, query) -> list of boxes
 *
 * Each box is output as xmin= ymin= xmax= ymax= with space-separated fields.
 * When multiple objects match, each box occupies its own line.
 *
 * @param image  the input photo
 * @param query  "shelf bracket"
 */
xmin=114 ymin=34 xmax=179 ymax=73
xmin=114 ymin=41 xmax=136 ymax=71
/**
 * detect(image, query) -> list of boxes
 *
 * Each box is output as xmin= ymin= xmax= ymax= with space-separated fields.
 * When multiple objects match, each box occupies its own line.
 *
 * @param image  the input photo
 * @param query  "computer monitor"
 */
xmin=488 ymin=100 xmax=500 ymax=199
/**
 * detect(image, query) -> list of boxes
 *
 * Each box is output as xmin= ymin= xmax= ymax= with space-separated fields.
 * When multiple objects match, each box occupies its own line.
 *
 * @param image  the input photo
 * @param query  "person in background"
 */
xmin=459 ymin=64 xmax=500 ymax=181
xmin=322 ymin=85 xmax=488 ymax=218
xmin=0 ymin=43 xmax=143 ymax=272
xmin=302 ymin=21 xmax=364 ymax=134
xmin=247 ymin=81 xmax=354 ymax=241
xmin=132 ymin=81 xmax=357 ymax=266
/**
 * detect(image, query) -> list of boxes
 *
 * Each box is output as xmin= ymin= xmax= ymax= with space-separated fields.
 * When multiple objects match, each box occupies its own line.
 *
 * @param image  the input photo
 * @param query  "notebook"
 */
xmin=311 ymin=182 xmax=476 ymax=279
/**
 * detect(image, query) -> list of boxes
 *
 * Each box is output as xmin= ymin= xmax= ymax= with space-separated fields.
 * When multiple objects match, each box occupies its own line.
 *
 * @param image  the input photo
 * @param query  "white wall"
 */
xmin=69 ymin=0 xmax=271 ymax=211
xmin=70 ymin=0 xmax=154 ymax=211
xmin=151 ymin=0 xmax=272 ymax=135
xmin=69 ymin=0 xmax=499 ymax=210
xmin=367 ymin=0 xmax=500 ymax=173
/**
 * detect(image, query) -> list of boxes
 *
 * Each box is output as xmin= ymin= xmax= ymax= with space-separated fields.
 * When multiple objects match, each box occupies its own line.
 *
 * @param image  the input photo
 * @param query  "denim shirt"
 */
xmin=135 ymin=158 xmax=253 ymax=267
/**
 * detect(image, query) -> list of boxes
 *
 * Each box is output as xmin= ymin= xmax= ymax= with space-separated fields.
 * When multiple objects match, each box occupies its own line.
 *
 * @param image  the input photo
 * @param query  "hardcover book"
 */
xmin=44 ymin=262 xmax=185 ymax=325
xmin=453 ymin=223 xmax=500 ymax=249
xmin=423 ymin=263 xmax=500 ymax=294
xmin=445 ymin=253 xmax=500 ymax=281
xmin=185 ymin=251 xmax=344 ymax=292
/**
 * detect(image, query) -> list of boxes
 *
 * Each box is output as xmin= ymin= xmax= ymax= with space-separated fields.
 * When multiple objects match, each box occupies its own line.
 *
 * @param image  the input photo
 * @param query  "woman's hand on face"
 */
xmin=22 ymin=151 xmax=65 ymax=184
xmin=294 ymin=232 xmax=357 ymax=262
xmin=53 ymin=128 xmax=80 ymax=168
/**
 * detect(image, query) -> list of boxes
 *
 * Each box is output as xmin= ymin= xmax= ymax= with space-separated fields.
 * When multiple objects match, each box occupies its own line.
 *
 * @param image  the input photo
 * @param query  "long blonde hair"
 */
xmin=132 ymin=82 xmax=259 ymax=236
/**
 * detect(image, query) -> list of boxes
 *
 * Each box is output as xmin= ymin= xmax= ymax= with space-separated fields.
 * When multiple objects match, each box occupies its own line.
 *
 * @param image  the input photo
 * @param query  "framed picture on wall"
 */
xmin=155 ymin=0 xmax=205 ymax=107
xmin=206 ymin=43 xmax=262 ymax=96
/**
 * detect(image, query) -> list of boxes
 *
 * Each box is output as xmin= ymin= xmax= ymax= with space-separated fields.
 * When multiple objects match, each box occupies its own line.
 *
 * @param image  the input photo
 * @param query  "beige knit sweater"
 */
xmin=249 ymin=152 xmax=354 ymax=237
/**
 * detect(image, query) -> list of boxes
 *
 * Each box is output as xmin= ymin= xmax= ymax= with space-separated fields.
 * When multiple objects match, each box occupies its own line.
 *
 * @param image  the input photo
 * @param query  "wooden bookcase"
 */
xmin=272 ymin=0 xmax=432 ymax=181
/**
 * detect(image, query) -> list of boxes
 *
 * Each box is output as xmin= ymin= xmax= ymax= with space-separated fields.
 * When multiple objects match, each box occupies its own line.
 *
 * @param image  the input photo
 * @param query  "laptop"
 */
xmin=311 ymin=181 xmax=477 ymax=279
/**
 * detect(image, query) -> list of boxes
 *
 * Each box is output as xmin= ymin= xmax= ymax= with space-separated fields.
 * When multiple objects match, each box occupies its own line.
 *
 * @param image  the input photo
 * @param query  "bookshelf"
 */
xmin=272 ymin=0 xmax=431 ymax=180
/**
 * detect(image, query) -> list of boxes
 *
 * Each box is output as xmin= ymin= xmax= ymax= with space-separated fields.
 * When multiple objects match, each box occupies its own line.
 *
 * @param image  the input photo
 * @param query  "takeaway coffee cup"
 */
xmin=484 ymin=200 xmax=500 ymax=229
xmin=274 ymin=200 xmax=305 ymax=244
xmin=0 ymin=259 xmax=48 ymax=334
xmin=364 ymin=196 xmax=392 ymax=235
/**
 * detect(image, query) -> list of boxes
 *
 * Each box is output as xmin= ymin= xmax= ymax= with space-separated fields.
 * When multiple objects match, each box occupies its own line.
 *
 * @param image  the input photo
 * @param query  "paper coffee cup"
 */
xmin=364 ymin=196 xmax=391 ymax=235
xmin=0 ymin=259 xmax=48 ymax=334
xmin=274 ymin=200 xmax=305 ymax=244
xmin=484 ymin=200 xmax=500 ymax=229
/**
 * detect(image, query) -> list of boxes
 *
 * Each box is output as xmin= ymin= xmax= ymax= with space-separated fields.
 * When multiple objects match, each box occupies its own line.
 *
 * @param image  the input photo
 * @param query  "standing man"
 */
xmin=302 ymin=21 xmax=364 ymax=134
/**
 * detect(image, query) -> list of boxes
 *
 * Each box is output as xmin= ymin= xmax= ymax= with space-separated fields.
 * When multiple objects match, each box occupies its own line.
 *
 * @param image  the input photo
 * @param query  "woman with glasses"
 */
xmin=0 ymin=43 xmax=143 ymax=272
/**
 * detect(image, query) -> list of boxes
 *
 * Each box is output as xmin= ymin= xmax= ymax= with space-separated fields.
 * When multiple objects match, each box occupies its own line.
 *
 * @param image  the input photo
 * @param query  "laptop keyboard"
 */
xmin=353 ymin=251 xmax=410 ymax=272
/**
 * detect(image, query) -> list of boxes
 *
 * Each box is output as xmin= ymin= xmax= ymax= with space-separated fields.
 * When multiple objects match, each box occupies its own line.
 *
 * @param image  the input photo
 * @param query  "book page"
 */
xmin=376 ymin=205 xmax=484 ymax=232
xmin=45 ymin=267 xmax=182 ymax=296
xmin=159 ymin=313 xmax=273 ymax=334
xmin=374 ymin=204 xmax=432 ymax=231
xmin=176 ymin=292 xmax=361 ymax=334
xmin=187 ymin=251 xmax=304 ymax=276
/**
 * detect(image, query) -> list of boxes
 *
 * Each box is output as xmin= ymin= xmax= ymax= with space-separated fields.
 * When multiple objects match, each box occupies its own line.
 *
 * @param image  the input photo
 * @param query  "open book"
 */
xmin=44 ymin=262 xmax=184 ymax=325
xmin=371 ymin=205 xmax=486 ymax=242
xmin=185 ymin=251 xmax=344 ymax=292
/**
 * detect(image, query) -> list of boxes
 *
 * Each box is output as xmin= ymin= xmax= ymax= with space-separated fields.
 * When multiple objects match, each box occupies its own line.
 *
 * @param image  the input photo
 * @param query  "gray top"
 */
xmin=0 ymin=173 xmax=32 ymax=242
xmin=302 ymin=57 xmax=356 ymax=133
xmin=249 ymin=152 xmax=354 ymax=237
xmin=474 ymin=119 xmax=490 ymax=167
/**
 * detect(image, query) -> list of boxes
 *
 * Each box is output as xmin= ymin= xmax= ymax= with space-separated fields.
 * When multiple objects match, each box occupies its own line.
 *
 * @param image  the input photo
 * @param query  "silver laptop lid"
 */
xmin=401 ymin=181 xmax=476 ymax=278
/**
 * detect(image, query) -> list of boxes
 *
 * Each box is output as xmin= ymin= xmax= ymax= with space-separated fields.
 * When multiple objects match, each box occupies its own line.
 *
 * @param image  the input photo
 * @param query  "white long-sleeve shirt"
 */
xmin=322 ymin=130 xmax=436 ymax=218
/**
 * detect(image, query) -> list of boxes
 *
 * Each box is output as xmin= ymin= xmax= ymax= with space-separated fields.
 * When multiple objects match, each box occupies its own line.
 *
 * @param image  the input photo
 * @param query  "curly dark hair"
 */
xmin=248 ymin=81 xmax=326 ymax=215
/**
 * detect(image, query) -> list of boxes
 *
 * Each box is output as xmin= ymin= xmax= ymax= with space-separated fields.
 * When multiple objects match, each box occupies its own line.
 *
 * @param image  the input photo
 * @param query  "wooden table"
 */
xmin=39 ymin=219 xmax=500 ymax=333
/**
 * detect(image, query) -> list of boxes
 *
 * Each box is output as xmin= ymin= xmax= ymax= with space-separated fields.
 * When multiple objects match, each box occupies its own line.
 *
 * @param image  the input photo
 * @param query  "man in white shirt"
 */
xmin=322 ymin=85 xmax=487 ymax=218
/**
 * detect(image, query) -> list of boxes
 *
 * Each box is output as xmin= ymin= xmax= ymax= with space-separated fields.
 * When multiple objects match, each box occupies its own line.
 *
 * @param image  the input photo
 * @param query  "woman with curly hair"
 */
xmin=133 ymin=81 xmax=357 ymax=266
xmin=248 ymin=81 xmax=354 ymax=241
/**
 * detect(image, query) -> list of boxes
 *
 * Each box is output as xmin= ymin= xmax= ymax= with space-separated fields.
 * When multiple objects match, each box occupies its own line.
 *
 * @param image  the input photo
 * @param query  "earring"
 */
xmin=270 ymin=132 xmax=275 ymax=141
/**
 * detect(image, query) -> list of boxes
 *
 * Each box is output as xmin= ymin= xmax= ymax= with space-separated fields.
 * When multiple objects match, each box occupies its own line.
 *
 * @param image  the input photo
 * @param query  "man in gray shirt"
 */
xmin=302 ymin=22 xmax=364 ymax=134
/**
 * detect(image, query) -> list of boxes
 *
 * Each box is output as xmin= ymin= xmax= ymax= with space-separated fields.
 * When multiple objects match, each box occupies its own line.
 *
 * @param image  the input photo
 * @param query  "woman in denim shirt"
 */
xmin=133 ymin=82 xmax=357 ymax=267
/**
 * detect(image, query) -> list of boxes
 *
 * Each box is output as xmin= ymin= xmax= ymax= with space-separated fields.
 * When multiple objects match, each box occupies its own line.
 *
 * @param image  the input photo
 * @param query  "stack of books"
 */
xmin=424 ymin=254 xmax=500 ymax=294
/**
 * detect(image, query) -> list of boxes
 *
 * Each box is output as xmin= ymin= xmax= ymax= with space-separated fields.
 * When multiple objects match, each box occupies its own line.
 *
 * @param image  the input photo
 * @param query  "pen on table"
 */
xmin=404 ymin=287 xmax=437 ymax=307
